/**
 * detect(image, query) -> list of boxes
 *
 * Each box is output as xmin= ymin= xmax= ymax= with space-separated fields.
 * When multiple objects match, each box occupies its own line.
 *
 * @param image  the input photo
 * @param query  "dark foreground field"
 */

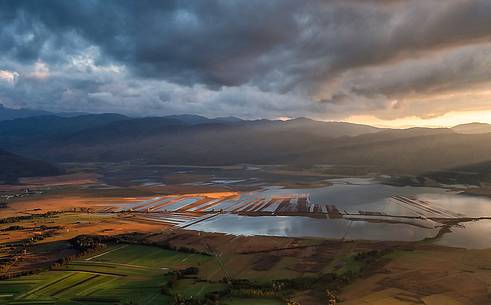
xmin=0 ymin=232 xmax=388 ymax=305
xmin=1 ymin=228 xmax=491 ymax=305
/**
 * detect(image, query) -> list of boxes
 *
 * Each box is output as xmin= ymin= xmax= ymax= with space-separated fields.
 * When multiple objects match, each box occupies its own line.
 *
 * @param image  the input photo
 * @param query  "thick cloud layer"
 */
xmin=1 ymin=0 xmax=491 ymax=121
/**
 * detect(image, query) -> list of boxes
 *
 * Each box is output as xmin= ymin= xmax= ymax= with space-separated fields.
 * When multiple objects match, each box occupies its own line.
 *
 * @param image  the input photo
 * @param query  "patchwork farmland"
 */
xmin=0 ymin=244 xmax=217 ymax=305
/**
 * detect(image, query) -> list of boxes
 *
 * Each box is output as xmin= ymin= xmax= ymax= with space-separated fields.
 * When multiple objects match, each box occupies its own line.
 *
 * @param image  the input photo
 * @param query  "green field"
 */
xmin=0 ymin=244 xmax=220 ymax=305
xmin=0 ymin=244 xmax=291 ymax=305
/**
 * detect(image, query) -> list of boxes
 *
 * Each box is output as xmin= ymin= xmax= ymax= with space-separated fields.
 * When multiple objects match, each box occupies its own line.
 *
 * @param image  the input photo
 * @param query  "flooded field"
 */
xmin=250 ymin=178 xmax=488 ymax=217
xmin=96 ymin=178 xmax=491 ymax=247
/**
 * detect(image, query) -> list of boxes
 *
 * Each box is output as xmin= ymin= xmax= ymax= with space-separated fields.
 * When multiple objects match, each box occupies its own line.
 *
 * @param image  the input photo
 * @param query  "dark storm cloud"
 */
xmin=0 ymin=0 xmax=300 ymax=86
xmin=1 ymin=0 xmax=491 ymax=120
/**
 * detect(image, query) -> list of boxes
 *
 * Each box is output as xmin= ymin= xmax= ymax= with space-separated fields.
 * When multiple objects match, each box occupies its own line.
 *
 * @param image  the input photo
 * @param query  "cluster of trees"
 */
xmin=150 ymin=240 xmax=212 ymax=256
xmin=172 ymin=293 xmax=221 ymax=305
xmin=157 ymin=266 xmax=352 ymax=305
xmin=69 ymin=235 xmax=118 ymax=252
xmin=223 ymin=276 xmax=342 ymax=304
xmin=1 ymin=228 xmax=59 ymax=277
xmin=70 ymin=234 xmax=212 ymax=256
xmin=5 ymin=229 xmax=57 ymax=249
xmin=352 ymin=249 xmax=392 ymax=275
xmin=0 ymin=211 xmax=62 ymax=224
xmin=160 ymin=267 xmax=229 ymax=305
xmin=0 ymin=225 xmax=24 ymax=231
xmin=161 ymin=267 xmax=200 ymax=296
xmin=0 ymin=267 xmax=38 ymax=280
xmin=354 ymin=249 xmax=390 ymax=261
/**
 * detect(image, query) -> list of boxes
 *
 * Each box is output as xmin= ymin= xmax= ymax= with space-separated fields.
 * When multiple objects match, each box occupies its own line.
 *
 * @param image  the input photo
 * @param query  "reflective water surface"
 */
xmin=188 ymin=178 xmax=491 ymax=248
xmin=189 ymin=214 xmax=439 ymax=241
xmin=434 ymin=220 xmax=491 ymax=249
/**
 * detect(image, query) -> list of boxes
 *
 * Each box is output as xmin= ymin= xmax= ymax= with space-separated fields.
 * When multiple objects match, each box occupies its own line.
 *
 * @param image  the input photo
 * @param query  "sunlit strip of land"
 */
xmin=346 ymin=109 xmax=491 ymax=128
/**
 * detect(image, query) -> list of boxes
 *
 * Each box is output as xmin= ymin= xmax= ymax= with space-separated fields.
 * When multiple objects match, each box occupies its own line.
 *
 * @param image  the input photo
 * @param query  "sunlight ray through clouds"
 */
xmin=0 ymin=70 xmax=19 ymax=86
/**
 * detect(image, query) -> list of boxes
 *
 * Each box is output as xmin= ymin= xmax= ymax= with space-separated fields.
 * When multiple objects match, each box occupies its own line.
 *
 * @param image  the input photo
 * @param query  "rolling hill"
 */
xmin=452 ymin=122 xmax=491 ymax=134
xmin=2 ymin=114 xmax=491 ymax=175
xmin=0 ymin=149 xmax=62 ymax=183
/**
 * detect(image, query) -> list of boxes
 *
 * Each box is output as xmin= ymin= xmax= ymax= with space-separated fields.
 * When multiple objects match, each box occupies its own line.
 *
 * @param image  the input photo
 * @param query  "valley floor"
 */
xmin=1 ymin=167 xmax=491 ymax=304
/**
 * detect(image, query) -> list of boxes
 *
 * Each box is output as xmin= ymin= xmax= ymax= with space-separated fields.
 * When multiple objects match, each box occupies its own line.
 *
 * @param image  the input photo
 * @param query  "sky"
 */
xmin=1 ymin=0 xmax=491 ymax=127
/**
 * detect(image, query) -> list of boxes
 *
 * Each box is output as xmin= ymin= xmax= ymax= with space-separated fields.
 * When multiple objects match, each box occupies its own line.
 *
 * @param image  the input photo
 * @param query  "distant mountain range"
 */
xmin=2 ymin=104 xmax=491 ymax=177
xmin=0 ymin=103 xmax=87 ymax=121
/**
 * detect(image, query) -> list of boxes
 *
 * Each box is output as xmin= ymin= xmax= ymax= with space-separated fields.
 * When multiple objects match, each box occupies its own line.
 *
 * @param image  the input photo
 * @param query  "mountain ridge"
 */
xmin=2 ymin=111 xmax=491 ymax=175
xmin=452 ymin=122 xmax=491 ymax=134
